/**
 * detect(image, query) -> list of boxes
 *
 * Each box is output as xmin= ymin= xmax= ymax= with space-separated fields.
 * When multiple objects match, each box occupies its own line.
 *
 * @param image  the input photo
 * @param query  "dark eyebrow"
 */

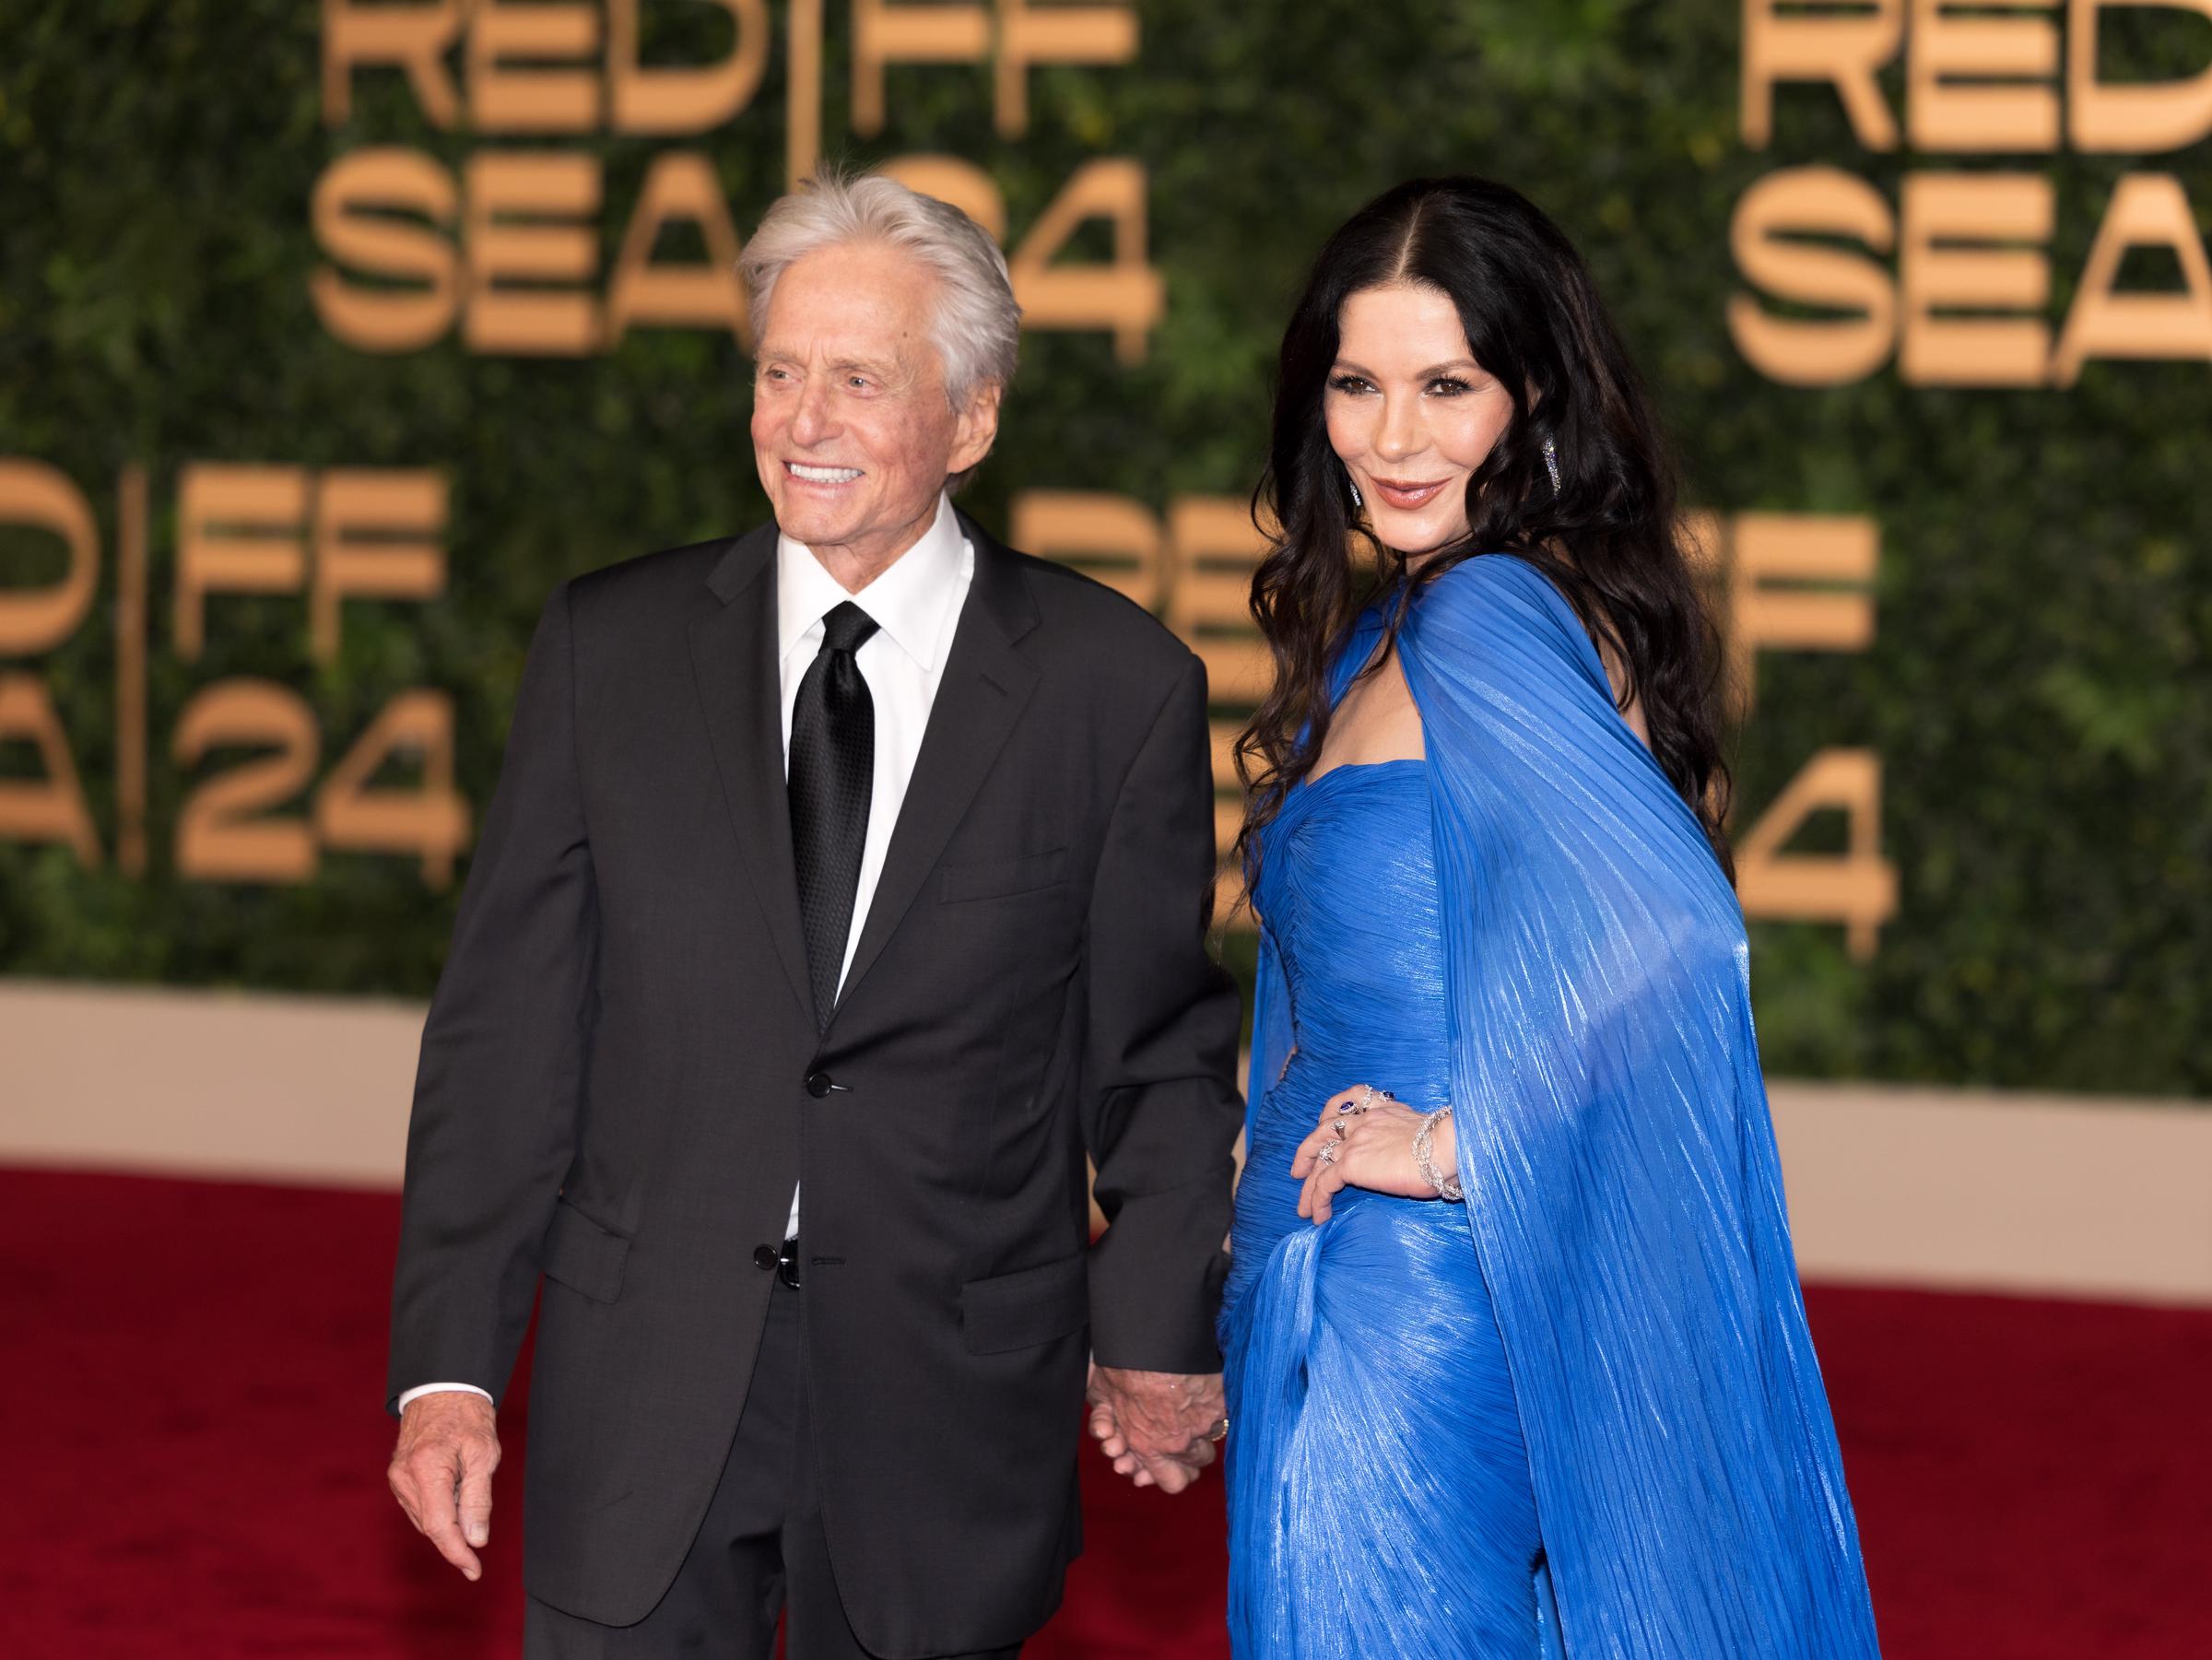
xmin=1330 ymin=357 xmax=1484 ymax=379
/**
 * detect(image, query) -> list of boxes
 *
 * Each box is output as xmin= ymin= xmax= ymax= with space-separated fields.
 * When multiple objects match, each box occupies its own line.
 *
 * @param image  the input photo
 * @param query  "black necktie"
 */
xmin=788 ymin=601 xmax=880 ymax=1031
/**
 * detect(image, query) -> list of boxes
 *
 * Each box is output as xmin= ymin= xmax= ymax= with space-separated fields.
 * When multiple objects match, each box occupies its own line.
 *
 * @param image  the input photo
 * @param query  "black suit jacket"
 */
xmin=387 ymin=514 xmax=1243 ymax=1654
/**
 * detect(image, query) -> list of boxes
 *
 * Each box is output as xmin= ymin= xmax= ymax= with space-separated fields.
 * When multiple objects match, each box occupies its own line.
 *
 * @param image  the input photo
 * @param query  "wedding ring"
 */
xmin=1317 ymin=1141 xmax=1340 ymax=1164
xmin=1330 ymin=1118 xmax=1350 ymax=1139
xmin=1207 ymin=1417 xmax=1230 ymax=1442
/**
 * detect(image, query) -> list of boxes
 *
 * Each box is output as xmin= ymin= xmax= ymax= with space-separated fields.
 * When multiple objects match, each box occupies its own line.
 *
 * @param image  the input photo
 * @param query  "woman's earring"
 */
xmin=1347 ymin=476 xmax=1363 ymax=511
xmin=1541 ymin=437 xmax=1562 ymax=494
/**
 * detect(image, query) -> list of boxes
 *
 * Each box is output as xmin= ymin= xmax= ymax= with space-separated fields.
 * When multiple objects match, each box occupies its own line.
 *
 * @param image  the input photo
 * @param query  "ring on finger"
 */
xmin=1317 ymin=1140 xmax=1340 ymax=1164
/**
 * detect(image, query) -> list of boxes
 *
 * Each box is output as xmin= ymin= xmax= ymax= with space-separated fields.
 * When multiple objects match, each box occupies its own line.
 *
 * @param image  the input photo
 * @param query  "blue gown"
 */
xmin=1220 ymin=555 xmax=1881 ymax=1659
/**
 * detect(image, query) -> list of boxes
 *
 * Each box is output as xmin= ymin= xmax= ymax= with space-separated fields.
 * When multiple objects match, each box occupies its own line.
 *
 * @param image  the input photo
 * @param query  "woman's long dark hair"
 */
xmin=1233 ymin=176 xmax=1734 ymax=891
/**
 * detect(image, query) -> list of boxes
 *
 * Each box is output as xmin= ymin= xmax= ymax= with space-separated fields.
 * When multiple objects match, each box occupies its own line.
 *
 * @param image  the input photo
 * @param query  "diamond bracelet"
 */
xmin=1412 ymin=1105 xmax=1465 ymax=1202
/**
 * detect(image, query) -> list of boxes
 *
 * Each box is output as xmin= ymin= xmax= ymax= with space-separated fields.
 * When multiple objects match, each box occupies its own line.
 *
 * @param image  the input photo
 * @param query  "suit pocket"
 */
xmin=960 ymin=1251 xmax=1090 ymax=1355
xmin=940 ymin=845 xmax=1069 ymax=904
xmin=541 ymin=1195 xmax=631 ymax=1303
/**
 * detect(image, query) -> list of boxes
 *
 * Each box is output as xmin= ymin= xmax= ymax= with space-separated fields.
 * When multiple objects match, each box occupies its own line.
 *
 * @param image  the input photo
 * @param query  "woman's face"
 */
xmin=1324 ymin=281 xmax=1516 ymax=559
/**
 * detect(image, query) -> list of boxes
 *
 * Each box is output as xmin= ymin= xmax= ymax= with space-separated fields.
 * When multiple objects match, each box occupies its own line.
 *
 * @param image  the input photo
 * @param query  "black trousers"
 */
xmin=525 ymin=1280 xmax=1022 ymax=1660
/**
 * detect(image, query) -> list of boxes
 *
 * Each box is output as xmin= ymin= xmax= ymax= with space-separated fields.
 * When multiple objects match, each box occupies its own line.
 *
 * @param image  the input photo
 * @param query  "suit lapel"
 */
xmin=687 ymin=524 xmax=816 ymax=1024
xmin=838 ymin=516 xmax=1041 ymax=1013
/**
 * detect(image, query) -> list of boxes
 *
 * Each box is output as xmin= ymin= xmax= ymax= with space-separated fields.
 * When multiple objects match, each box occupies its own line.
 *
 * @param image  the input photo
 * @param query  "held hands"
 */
xmin=1085 ymin=1361 xmax=1227 ymax=1493
xmin=388 ymin=1392 xmax=502 ymax=1581
xmin=1290 ymin=1083 xmax=1457 ymax=1224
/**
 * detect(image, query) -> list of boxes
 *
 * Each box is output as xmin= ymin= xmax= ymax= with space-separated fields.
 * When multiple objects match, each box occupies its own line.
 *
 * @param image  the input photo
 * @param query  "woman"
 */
xmin=1218 ymin=178 xmax=1881 ymax=1658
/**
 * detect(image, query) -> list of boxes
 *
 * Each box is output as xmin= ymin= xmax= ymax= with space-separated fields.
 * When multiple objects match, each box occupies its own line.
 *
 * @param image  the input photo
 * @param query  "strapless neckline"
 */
xmin=1307 ymin=756 xmax=1427 ymax=786
xmin=1272 ymin=757 xmax=1427 ymax=835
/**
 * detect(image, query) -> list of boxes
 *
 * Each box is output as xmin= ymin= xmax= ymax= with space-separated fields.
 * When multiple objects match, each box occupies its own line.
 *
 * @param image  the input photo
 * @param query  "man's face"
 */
xmin=749 ymin=241 xmax=998 ymax=576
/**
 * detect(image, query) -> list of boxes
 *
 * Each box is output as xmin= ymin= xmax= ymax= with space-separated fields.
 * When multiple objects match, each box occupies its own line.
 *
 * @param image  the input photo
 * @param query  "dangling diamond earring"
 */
xmin=1542 ymin=437 xmax=1562 ymax=494
xmin=1347 ymin=475 xmax=1364 ymax=511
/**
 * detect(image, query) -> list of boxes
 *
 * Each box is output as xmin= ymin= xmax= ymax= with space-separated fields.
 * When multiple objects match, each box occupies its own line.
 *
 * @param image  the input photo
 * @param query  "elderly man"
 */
xmin=383 ymin=172 xmax=1241 ymax=1660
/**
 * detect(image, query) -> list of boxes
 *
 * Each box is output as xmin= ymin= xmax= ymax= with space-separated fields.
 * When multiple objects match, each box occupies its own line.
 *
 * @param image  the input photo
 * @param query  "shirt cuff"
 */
xmin=397 ymin=1382 xmax=494 ymax=1413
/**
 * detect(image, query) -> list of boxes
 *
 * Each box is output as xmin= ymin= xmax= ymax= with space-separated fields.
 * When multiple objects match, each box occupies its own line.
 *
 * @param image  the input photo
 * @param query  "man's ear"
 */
xmin=947 ymin=382 xmax=1004 ymax=477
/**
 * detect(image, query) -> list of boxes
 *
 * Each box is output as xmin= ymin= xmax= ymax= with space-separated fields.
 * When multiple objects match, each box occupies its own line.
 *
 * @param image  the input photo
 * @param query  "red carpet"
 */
xmin=2 ymin=1170 xmax=2206 ymax=1658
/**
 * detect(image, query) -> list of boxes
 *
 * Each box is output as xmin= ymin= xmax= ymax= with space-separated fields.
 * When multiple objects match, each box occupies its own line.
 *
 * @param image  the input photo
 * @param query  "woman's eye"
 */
xmin=1429 ymin=377 xmax=1473 ymax=396
xmin=1326 ymin=373 xmax=1373 ymax=394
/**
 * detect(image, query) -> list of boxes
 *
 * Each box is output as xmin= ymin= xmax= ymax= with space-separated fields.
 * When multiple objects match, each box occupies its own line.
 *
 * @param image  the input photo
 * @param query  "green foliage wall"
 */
xmin=3 ymin=1 xmax=2207 ymax=1096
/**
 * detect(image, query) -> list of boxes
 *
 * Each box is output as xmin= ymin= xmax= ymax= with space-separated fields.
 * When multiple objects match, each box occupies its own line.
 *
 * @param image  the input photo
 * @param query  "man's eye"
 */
xmin=847 ymin=375 xmax=874 ymax=391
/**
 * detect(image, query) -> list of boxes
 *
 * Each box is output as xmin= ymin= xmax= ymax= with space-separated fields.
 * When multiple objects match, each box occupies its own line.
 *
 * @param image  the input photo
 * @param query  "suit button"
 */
xmin=754 ymin=1244 xmax=779 ymax=1271
xmin=805 ymin=1071 xmax=833 ymax=1098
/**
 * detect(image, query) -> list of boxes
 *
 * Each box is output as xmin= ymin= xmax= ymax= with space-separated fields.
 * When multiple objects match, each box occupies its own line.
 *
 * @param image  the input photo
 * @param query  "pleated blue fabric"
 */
xmin=1221 ymin=553 xmax=1881 ymax=1658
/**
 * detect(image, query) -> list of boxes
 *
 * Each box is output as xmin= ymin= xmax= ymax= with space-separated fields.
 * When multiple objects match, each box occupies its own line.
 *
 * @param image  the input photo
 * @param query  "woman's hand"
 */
xmin=1289 ymin=1083 xmax=1457 ymax=1224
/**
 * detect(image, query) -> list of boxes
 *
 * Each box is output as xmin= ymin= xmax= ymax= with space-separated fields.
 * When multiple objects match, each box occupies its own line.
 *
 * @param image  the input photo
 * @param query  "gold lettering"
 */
xmin=176 ymin=466 xmax=309 ymax=663
xmin=312 ymin=470 xmax=447 ymax=664
xmin=1908 ymin=0 xmax=2061 ymax=152
xmin=608 ymin=0 xmax=768 ymax=133
xmin=2052 ymin=172 xmax=2212 ymax=382
xmin=1165 ymin=497 xmax=1270 ymax=707
xmin=1900 ymin=171 xmax=2053 ymax=385
xmin=465 ymin=152 xmax=602 ymax=355
xmin=0 ymin=673 xmax=100 ymax=866
xmin=316 ymin=690 xmax=472 ymax=888
xmin=467 ymin=0 xmax=603 ymax=132
xmin=174 ymin=682 xmax=322 ymax=884
xmin=1735 ymin=748 xmax=1897 ymax=961
xmin=604 ymin=152 xmax=748 ymax=347
xmin=310 ymin=148 xmax=461 ymax=353
xmin=1741 ymin=0 xmax=1904 ymax=149
xmin=1009 ymin=159 xmax=1164 ymax=364
xmin=995 ymin=0 xmax=1137 ymax=136
xmin=1727 ymin=167 xmax=1898 ymax=385
xmin=116 ymin=465 xmax=148 ymax=877
xmin=787 ymin=0 xmax=824 ymax=188
xmin=0 ymin=459 xmax=99 ymax=654
xmin=322 ymin=0 xmax=465 ymax=128
xmin=1726 ymin=514 xmax=1880 ymax=713
xmin=2069 ymin=0 xmax=2212 ymax=151
xmin=851 ymin=0 xmax=990 ymax=136
xmin=1012 ymin=490 xmax=1164 ymax=607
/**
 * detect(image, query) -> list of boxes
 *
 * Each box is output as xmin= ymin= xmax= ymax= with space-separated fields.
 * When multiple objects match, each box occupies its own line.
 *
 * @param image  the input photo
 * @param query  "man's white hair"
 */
xmin=739 ymin=168 xmax=1021 ymax=407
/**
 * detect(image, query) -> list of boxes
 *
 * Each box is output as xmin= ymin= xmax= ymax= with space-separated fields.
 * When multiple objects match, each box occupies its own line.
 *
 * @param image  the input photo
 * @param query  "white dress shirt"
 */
xmin=398 ymin=494 xmax=973 ymax=1415
xmin=771 ymin=493 xmax=973 ymax=1231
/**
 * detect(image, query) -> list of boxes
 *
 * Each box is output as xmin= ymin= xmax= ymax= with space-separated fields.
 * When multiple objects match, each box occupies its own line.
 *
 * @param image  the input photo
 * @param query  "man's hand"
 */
xmin=388 ymin=1392 xmax=502 ymax=1581
xmin=1085 ymin=1363 xmax=1226 ymax=1493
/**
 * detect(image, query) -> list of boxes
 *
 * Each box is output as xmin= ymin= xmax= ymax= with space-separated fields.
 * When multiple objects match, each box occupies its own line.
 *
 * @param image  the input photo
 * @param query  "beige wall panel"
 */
xmin=3 ymin=982 xmax=2207 ymax=1303
xmin=1769 ymin=1080 xmax=2212 ymax=1305
xmin=0 ymin=979 xmax=423 ymax=1189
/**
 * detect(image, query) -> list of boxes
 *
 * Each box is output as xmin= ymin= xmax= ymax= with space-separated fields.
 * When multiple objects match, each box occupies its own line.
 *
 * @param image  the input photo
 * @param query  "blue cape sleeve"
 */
xmin=1401 ymin=554 xmax=1881 ymax=1659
